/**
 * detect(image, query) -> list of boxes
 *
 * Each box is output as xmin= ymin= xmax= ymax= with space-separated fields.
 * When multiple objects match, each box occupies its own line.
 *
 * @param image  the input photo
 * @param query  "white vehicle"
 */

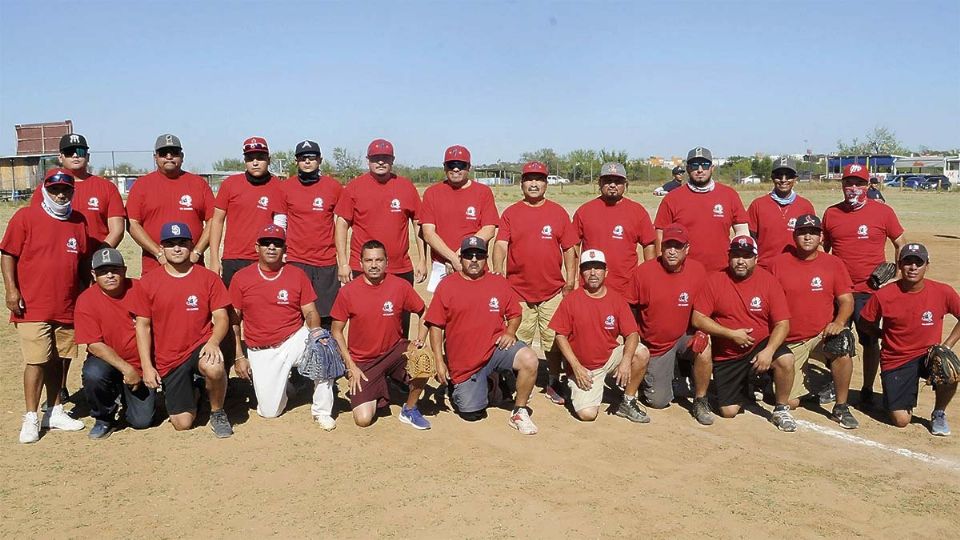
xmin=738 ymin=175 xmax=762 ymax=184
xmin=546 ymin=175 xmax=570 ymax=185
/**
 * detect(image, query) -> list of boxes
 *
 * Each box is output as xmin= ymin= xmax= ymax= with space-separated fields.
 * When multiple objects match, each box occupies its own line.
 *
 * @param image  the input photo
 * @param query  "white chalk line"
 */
xmin=795 ymin=419 xmax=960 ymax=472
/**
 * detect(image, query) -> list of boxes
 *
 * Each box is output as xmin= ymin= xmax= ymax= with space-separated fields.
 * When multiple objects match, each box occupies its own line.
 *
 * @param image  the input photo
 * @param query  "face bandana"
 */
xmin=843 ymin=186 xmax=867 ymax=209
xmin=297 ymin=169 xmax=320 ymax=185
xmin=41 ymin=186 xmax=72 ymax=220
xmin=770 ymin=190 xmax=797 ymax=206
xmin=245 ymin=171 xmax=271 ymax=186
xmin=686 ymin=179 xmax=715 ymax=193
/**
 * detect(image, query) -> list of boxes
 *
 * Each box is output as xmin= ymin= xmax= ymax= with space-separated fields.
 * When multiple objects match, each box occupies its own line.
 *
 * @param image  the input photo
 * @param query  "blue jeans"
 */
xmin=81 ymin=354 xmax=156 ymax=428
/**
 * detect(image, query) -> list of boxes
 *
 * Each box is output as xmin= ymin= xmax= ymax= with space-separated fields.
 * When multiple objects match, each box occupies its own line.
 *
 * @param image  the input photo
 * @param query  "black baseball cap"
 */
xmin=898 ymin=243 xmax=929 ymax=264
xmin=671 ymin=166 xmax=685 ymax=175
xmin=793 ymin=214 xmax=822 ymax=232
xmin=460 ymin=236 xmax=487 ymax=254
xmin=59 ymin=133 xmax=88 ymax=151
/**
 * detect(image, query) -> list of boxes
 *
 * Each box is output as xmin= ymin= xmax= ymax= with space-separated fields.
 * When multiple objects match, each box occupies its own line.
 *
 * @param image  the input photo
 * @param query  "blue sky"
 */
xmin=1 ymin=0 xmax=957 ymax=171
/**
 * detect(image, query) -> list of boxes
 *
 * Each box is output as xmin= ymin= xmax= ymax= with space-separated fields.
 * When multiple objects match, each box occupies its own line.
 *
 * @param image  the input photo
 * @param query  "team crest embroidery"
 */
xmin=390 ymin=198 xmax=401 ymax=212
xmin=171 ymin=224 xmax=182 ymax=236
xmin=313 ymin=197 xmax=324 ymax=210
xmin=465 ymin=206 xmax=477 ymax=220
xmin=69 ymin=134 xmax=81 ymax=144
xmin=849 ymin=164 xmax=863 ymax=173
xmin=604 ymin=315 xmax=616 ymax=330
xmin=857 ymin=224 xmax=869 ymax=238
xmin=185 ymin=295 xmax=199 ymax=311
xmin=277 ymin=289 xmax=289 ymax=304
xmin=921 ymin=311 xmax=934 ymax=326
xmin=693 ymin=147 xmax=704 ymax=158
xmin=468 ymin=237 xmax=479 ymax=247
xmin=811 ymin=277 xmax=823 ymax=291
xmin=66 ymin=237 xmax=78 ymax=253
xmin=612 ymin=225 xmax=624 ymax=239
xmin=541 ymin=225 xmax=553 ymax=239
xmin=87 ymin=197 xmax=99 ymax=210
xmin=713 ymin=204 xmax=724 ymax=217
xmin=257 ymin=196 xmax=269 ymax=210
xmin=787 ymin=217 xmax=797 ymax=230
xmin=749 ymin=296 xmax=762 ymax=311
xmin=678 ymin=292 xmax=689 ymax=306
xmin=488 ymin=297 xmax=500 ymax=311
xmin=179 ymin=194 xmax=193 ymax=209
xmin=383 ymin=301 xmax=394 ymax=316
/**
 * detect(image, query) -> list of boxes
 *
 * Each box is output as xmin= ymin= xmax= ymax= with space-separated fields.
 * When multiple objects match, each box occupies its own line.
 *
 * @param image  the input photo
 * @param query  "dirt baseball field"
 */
xmin=1 ymin=183 xmax=958 ymax=538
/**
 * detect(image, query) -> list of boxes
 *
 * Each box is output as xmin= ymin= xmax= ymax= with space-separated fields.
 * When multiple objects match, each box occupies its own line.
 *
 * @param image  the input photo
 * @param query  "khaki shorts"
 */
xmin=15 ymin=322 xmax=77 ymax=365
xmin=568 ymin=345 xmax=625 ymax=412
xmin=787 ymin=336 xmax=831 ymax=400
xmin=516 ymin=292 xmax=562 ymax=353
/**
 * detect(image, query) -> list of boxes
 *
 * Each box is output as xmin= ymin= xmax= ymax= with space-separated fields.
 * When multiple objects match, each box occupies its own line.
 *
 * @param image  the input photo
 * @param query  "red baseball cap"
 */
xmin=444 ymin=145 xmax=471 ymax=164
xmin=242 ymin=136 xmax=269 ymax=155
xmin=258 ymin=224 xmax=286 ymax=241
xmin=367 ymin=139 xmax=395 ymax=158
xmin=729 ymin=235 xmax=758 ymax=256
xmin=661 ymin=223 xmax=689 ymax=245
xmin=522 ymin=161 xmax=549 ymax=177
xmin=842 ymin=163 xmax=869 ymax=182
xmin=44 ymin=168 xmax=75 ymax=187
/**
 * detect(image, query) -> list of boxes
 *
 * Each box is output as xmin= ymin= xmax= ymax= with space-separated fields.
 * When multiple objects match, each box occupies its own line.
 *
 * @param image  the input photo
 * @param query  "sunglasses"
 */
xmin=772 ymin=173 xmax=797 ymax=181
xmin=93 ymin=266 xmax=125 ymax=276
xmin=368 ymin=155 xmax=394 ymax=163
xmin=62 ymin=148 xmax=89 ymax=158
xmin=244 ymin=153 xmax=268 ymax=162
xmin=445 ymin=160 xmax=470 ymax=170
xmin=257 ymin=239 xmax=285 ymax=248
xmin=161 ymin=239 xmax=191 ymax=248
xmin=296 ymin=155 xmax=319 ymax=162
xmin=687 ymin=161 xmax=711 ymax=170
xmin=156 ymin=149 xmax=183 ymax=158
xmin=461 ymin=251 xmax=487 ymax=261
xmin=601 ymin=177 xmax=626 ymax=185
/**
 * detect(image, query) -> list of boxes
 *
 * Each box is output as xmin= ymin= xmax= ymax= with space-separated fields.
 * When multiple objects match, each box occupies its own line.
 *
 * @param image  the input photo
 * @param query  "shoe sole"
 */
xmin=832 ymin=415 xmax=859 ymax=430
xmin=89 ymin=429 xmax=114 ymax=440
xmin=615 ymin=410 xmax=651 ymax=424
xmin=42 ymin=423 xmax=85 ymax=432
xmin=932 ymin=429 xmax=951 ymax=437
xmin=508 ymin=419 xmax=537 ymax=435
xmin=19 ymin=436 xmax=39 ymax=444
xmin=694 ymin=414 xmax=715 ymax=426
xmin=398 ymin=414 xmax=430 ymax=430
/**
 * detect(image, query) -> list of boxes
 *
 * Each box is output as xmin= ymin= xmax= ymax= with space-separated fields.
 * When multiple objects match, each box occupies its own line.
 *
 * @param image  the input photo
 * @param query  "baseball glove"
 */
xmin=403 ymin=347 xmax=436 ymax=380
xmin=297 ymin=328 xmax=346 ymax=381
xmin=925 ymin=345 xmax=960 ymax=386
xmin=867 ymin=262 xmax=897 ymax=290
xmin=822 ymin=328 xmax=857 ymax=358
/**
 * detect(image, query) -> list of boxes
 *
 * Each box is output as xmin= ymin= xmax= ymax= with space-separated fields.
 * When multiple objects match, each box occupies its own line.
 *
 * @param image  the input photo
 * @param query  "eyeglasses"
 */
xmin=369 ymin=155 xmax=394 ymax=164
xmin=296 ymin=155 xmax=319 ymax=162
xmin=160 ymin=239 xmax=191 ymax=248
xmin=62 ymin=148 xmax=89 ymax=158
xmin=156 ymin=149 xmax=183 ymax=158
xmin=600 ymin=177 xmax=626 ymax=185
xmin=93 ymin=267 xmax=124 ymax=276
xmin=445 ymin=160 xmax=470 ymax=171
xmin=772 ymin=173 xmax=797 ymax=181
xmin=244 ymin=153 xmax=268 ymax=162
xmin=687 ymin=161 xmax=711 ymax=170
xmin=257 ymin=239 xmax=285 ymax=248
xmin=461 ymin=251 xmax=487 ymax=261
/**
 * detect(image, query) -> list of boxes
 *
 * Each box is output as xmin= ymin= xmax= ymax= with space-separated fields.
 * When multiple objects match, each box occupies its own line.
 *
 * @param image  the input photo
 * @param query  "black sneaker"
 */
xmin=831 ymin=403 xmax=859 ymax=430
xmin=210 ymin=409 xmax=233 ymax=438
xmin=858 ymin=388 xmax=875 ymax=410
xmin=691 ymin=397 xmax=715 ymax=426
xmin=88 ymin=419 xmax=116 ymax=440
xmin=59 ymin=388 xmax=71 ymax=404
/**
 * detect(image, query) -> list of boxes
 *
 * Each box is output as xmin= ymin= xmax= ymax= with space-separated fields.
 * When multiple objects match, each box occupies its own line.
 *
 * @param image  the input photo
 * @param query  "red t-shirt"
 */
xmin=572 ymin=197 xmax=655 ymax=296
xmin=330 ymin=274 xmax=425 ymax=363
xmin=334 ymin=173 xmax=421 ymax=274
xmin=693 ymin=267 xmax=791 ymax=362
xmin=654 ymin=184 xmax=748 ymax=273
xmin=549 ymin=288 xmax=638 ymax=370
xmin=214 ymin=174 xmax=284 ymax=261
xmin=32 ymin=174 xmax=124 ymax=245
xmin=626 ymin=258 xmax=707 ymax=357
xmin=0 ymin=205 xmax=88 ymax=323
xmin=277 ymin=176 xmax=342 ymax=267
xmin=861 ymin=280 xmax=960 ymax=371
xmin=228 ymin=263 xmax=317 ymax=348
xmin=132 ymin=266 xmax=231 ymax=376
xmin=127 ymin=170 xmax=216 ymax=274
xmin=75 ymin=279 xmax=141 ymax=371
xmin=822 ymin=200 xmax=905 ymax=293
xmin=747 ymin=194 xmax=816 ymax=268
xmin=497 ymin=199 xmax=578 ymax=302
xmin=420 ymin=181 xmax=499 ymax=263
xmin=769 ymin=250 xmax=854 ymax=342
xmin=424 ymin=272 xmax=521 ymax=384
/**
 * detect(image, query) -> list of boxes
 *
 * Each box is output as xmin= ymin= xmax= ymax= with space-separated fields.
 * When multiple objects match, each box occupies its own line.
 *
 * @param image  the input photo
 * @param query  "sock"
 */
xmin=623 ymin=395 xmax=635 ymax=403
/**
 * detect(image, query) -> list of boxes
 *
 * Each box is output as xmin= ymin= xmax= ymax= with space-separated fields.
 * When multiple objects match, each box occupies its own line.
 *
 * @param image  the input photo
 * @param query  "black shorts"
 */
xmin=221 ymin=258 xmax=255 ymax=288
xmin=880 ymin=355 xmax=929 ymax=412
xmin=161 ymin=341 xmax=234 ymax=415
xmin=851 ymin=292 xmax=879 ymax=348
xmin=713 ymin=338 xmax=792 ymax=407
xmin=291 ymin=262 xmax=340 ymax=318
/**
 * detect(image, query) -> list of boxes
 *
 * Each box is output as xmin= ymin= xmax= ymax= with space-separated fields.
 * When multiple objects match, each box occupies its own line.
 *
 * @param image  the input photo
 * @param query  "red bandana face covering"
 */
xmin=843 ymin=186 xmax=867 ymax=209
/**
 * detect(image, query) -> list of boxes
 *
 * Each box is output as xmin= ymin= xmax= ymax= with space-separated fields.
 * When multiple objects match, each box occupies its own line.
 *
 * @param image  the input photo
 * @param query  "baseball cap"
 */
xmin=793 ymin=213 xmax=822 ymax=232
xmin=258 ymin=224 xmax=286 ymax=241
xmin=579 ymin=249 xmax=607 ymax=267
xmin=444 ymin=145 xmax=471 ymax=164
xmin=671 ymin=166 xmax=685 ymax=175
xmin=898 ymin=243 xmax=929 ymax=264
xmin=160 ymin=222 xmax=192 ymax=242
xmin=155 ymin=134 xmax=182 ymax=151
xmin=729 ymin=235 xmax=758 ymax=256
xmin=599 ymin=162 xmax=627 ymax=179
xmin=772 ymin=156 xmax=797 ymax=175
xmin=661 ymin=223 xmax=689 ymax=244
xmin=522 ymin=161 xmax=549 ymax=177
xmin=687 ymin=147 xmax=713 ymax=162
xmin=59 ymin=133 xmax=88 ymax=151
xmin=242 ymin=136 xmax=269 ymax=155
xmin=91 ymin=248 xmax=125 ymax=270
xmin=294 ymin=140 xmax=321 ymax=157
xmin=842 ymin=163 xmax=870 ymax=182
xmin=44 ymin=168 xmax=75 ymax=187
xmin=459 ymin=236 xmax=487 ymax=254
xmin=367 ymin=139 xmax=395 ymax=158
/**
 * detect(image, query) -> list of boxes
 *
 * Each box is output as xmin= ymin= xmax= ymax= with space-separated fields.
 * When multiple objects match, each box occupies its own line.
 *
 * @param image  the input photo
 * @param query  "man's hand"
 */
xmin=496 ymin=332 xmax=518 ymax=350
xmin=199 ymin=340 xmax=223 ymax=367
xmin=188 ymin=250 xmax=200 ymax=264
xmin=234 ymin=356 xmax=252 ymax=381
xmin=822 ymin=321 xmax=845 ymax=337
xmin=614 ymin=359 xmax=631 ymax=388
xmin=5 ymin=288 xmax=23 ymax=316
xmin=435 ymin=361 xmax=450 ymax=384
xmin=209 ymin=259 xmax=221 ymax=276
xmin=337 ymin=263 xmax=353 ymax=285
xmin=571 ymin=362 xmax=592 ymax=391
xmin=751 ymin=347 xmax=774 ymax=373
xmin=347 ymin=363 xmax=368 ymax=395
xmin=730 ymin=328 xmax=755 ymax=348
xmin=562 ymin=280 xmax=575 ymax=297
xmin=142 ymin=365 xmax=162 ymax=389
xmin=414 ymin=262 xmax=427 ymax=284
xmin=121 ymin=365 xmax=142 ymax=388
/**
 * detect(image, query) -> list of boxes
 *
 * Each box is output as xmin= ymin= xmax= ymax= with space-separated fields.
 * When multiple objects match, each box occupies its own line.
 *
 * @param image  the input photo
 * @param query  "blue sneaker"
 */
xmin=88 ymin=420 xmax=115 ymax=440
xmin=399 ymin=405 xmax=431 ymax=430
xmin=931 ymin=410 xmax=951 ymax=436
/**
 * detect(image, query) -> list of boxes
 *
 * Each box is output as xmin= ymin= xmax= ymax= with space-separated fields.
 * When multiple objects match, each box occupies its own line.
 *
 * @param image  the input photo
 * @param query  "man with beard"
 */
xmin=572 ymin=162 xmax=655 ymax=296
xmin=746 ymin=157 xmax=816 ymax=268
xmin=822 ymin=163 xmax=906 ymax=408
xmin=277 ymin=139 xmax=343 ymax=328
xmin=654 ymin=147 xmax=749 ymax=273
xmin=208 ymin=137 xmax=285 ymax=287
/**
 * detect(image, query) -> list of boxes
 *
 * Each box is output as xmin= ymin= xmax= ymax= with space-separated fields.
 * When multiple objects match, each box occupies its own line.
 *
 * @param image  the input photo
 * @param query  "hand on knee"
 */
xmin=199 ymin=363 xmax=226 ymax=380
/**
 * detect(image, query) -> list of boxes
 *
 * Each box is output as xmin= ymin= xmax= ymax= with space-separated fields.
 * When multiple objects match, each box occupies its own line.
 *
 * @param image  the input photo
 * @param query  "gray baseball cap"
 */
xmin=772 ymin=156 xmax=797 ymax=175
xmin=155 ymin=134 xmax=182 ymax=151
xmin=599 ymin=162 xmax=627 ymax=179
xmin=687 ymin=147 xmax=713 ymax=162
xmin=91 ymin=248 xmax=126 ymax=269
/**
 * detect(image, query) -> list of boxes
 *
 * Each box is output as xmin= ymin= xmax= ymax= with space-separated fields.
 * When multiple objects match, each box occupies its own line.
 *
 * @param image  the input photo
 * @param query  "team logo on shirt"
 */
xmin=787 ymin=217 xmax=797 ymax=231
xmin=603 ymin=315 xmax=616 ymax=330
xmin=488 ymin=297 xmax=500 ymax=311
xmin=811 ymin=276 xmax=823 ymax=291
xmin=465 ymin=206 xmax=477 ymax=220
xmin=185 ymin=295 xmax=199 ymax=311
xmin=541 ymin=225 xmax=553 ymax=239
xmin=921 ymin=311 xmax=934 ymax=326
xmin=678 ymin=292 xmax=689 ymax=306
xmin=65 ymin=237 xmax=78 ymax=253
xmin=390 ymin=198 xmax=401 ymax=212
xmin=87 ymin=197 xmax=99 ymax=210
xmin=713 ymin=204 xmax=724 ymax=217
xmin=857 ymin=224 xmax=869 ymax=239
xmin=383 ymin=300 xmax=395 ymax=316
xmin=276 ymin=289 xmax=289 ymax=305
xmin=257 ymin=196 xmax=270 ymax=210
xmin=749 ymin=296 xmax=762 ymax=311
xmin=612 ymin=225 xmax=624 ymax=239
xmin=179 ymin=194 xmax=193 ymax=209
xmin=312 ymin=197 xmax=324 ymax=210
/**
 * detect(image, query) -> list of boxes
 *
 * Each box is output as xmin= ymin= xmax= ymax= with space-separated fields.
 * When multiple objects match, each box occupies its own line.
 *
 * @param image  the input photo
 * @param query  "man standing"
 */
xmin=77 ymin=249 xmax=155 ymax=439
xmin=133 ymin=222 xmax=234 ymax=438
xmin=654 ymin=166 xmax=685 ymax=196
xmin=867 ymin=177 xmax=886 ymax=203
xmin=492 ymin=161 xmax=578 ymax=405
xmin=276 ymin=139 xmax=342 ymax=327
xmin=426 ymin=237 xmax=540 ymax=434
xmin=572 ymin=162 xmax=655 ymax=296
xmin=822 ymin=163 xmax=906 ymax=407
xmin=209 ymin=136 xmax=284 ymax=287
xmin=3 ymin=169 xmax=87 ymax=443
xmin=655 ymin=147 xmax=749 ymax=273
xmin=229 ymin=225 xmax=335 ymax=429
xmin=420 ymin=145 xmax=499 ymax=293
xmin=860 ymin=243 xmax=959 ymax=435
xmin=627 ymin=224 xmax=714 ymax=425
xmin=692 ymin=236 xmax=796 ymax=431
xmin=331 ymin=240 xmax=432 ymax=430
xmin=769 ymin=214 xmax=858 ymax=429
xmin=746 ymin=156 xmax=816 ymax=268
xmin=127 ymin=134 xmax=216 ymax=275
xmin=550 ymin=249 xmax=649 ymax=423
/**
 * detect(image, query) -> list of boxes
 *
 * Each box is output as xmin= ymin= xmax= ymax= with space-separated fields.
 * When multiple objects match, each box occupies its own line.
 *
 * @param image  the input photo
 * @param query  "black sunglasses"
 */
xmin=461 ymin=251 xmax=487 ymax=261
xmin=62 ymin=148 xmax=89 ymax=158
xmin=160 ymin=239 xmax=191 ymax=248
xmin=445 ymin=160 xmax=470 ymax=170
xmin=687 ymin=161 xmax=711 ymax=170
xmin=257 ymin=239 xmax=286 ymax=248
xmin=156 ymin=149 xmax=183 ymax=158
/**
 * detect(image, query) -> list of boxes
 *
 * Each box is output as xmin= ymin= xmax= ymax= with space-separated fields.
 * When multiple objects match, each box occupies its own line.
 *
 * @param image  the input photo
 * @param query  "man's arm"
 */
xmin=231 ymin=308 xmax=251 ymax=380
xmin=554 ymin=334 xmax=592 ymax=390
xmin=641 ymin=243 xmax=655 ymax=261
xmin=824 ymin=292 xmax=854 ymax=336
xmin=198 ymin=308 xmax=229 ymax=365
xmin=301 ymin=302 xmax=322 ymax=330
xmin=428 ymin=324 xmax=449 ymax=383
xmin=691 ymin=310 xmax=754 ymax=347
xmin=411 ymin=308 xmax=428 ymax=347
xmin=128 ymin=219 xmax=164 ymax=263
xmin=104 ymin=216 xmax=125 ymax=248
xmin=334 ymin=216 xmax=353 ymax=284
xmin=496 ymin=315 xmax=521 ymax=349
xmin=891 ymin=234 xmax=906 ymax=254
xmin=492 ymin=240 xmax=508 ymax=275
xmin=413 ymin=221 xmax=427 ymax=284
xmin=420 ymin=223 xmax=461 ymax=271
xmin=207 ymin=208 xmax=227 ymax=275
xmin=654 ymin=229 xmax=663 ymax=257
xmin=732 ymin=223 xmax=750 ymax=236
xmin=752 ymin=319 xmax=790 ymax=373
xmin=476 ymin=224 xmax=497 ymax=243
xmin=1 ymin=253 xmax=23 ymax=316
xmin=943 ymin=318 xmax=960 ymax=349
xmin=88 ymin=341 xmax=141 ymax=386
xmin=192 ymin=221 xmax=212 ymax=262
xmin=135 ymin=316 xmax=161 ymax=388
xmin=562 ymin=246 xmax=577 ymax=295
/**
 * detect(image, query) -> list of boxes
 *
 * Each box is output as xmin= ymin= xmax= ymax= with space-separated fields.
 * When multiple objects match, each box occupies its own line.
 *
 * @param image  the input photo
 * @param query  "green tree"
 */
xmin=268 ymin=150 xmax=298 ymax=177
xmin=837 ymin=126 xmax=908 ymax=155
xmin=97 ymin=162 xmax=146 ymax=175
xmin=750 ymin=156 xmax=774 ymax=180
xmin=331 ymin=147 xmax=363 ymax=181
xmin=212 ymin=158 xmax=244 ymax=172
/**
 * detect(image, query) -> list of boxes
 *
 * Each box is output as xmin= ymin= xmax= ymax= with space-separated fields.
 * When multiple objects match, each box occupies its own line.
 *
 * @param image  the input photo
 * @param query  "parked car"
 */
xmin=884 ymin=174 xmax=925 ymax=189
xmin=546 ymin=175 xmax=570 ymax=185
xmin=923 ymin=175 xmax=952 ymax=190
xmin=738 ymin=175 xmax=762 ymax=184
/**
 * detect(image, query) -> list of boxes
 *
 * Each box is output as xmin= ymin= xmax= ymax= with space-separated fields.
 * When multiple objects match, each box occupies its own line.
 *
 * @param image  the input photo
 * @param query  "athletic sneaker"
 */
xmin=315 ymin=414 xmax=336 ymax=431
xmin=41 ymin=405 xmax=85 ymax=431
xmin=772 ymin=406 xmax=797 ymax=432
xmin=509 ymin=407 xmax=538 ymax=435
xmin=19 ymin=412 xmax=39 ymax=444
xmin=542 ymin=384 xmax=565 ymax=405
xmin=931 ymin=410 xmax=951 ymax=436
xmin=831 ymin=403 xmax=859 ymax=430
xmin=691 ymin=397 xmax=715 ymax=426
xmin=399 ymin=405 xmax=431 ymax=430
xmin=615 ymin=398 xmax=651 ymax=424
xmin=88 ymin=420 xmax=116 ymax=440
xmin=858 ymin=388 xmax=876 ymax=410
xmin=818 ymin=382 xmax=837 ymax=405
xmin=209 ymin=409 xmax=233 ymax=438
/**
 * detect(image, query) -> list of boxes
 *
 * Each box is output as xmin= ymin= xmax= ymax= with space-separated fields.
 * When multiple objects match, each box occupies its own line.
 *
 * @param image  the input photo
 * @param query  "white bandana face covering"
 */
xmin=41 ymin=186 xmax=72 ymax=220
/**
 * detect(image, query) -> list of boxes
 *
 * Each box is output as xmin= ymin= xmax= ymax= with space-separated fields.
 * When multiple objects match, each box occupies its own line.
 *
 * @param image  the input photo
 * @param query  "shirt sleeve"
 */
xmin=126 ymin=180 xmax=144 ymax=221
xmin=200 ymin=181 xmax=216 ymax=221
xmin=626 ymin=267 xmax=644 ymax=306
xmin=408 ymin=182 xmax=422 ymax=222
xmin=860 ymin=293 xmax=881 ymax=325
xmin=423 ymin=285 xmax=447 ymax=327
xmin=479 ymin=187 xmax=500 ymax=228
xmin=617 ymin=298 xmax=639 ymax=336
xmin=214 ymin=178 xmax=232 ymax=211
xmin=228 ymin=279 xmax=244 ymax=313
xmin=832 ymin=257 xmax=854 ymax=296
xmin=333 ymin=183 xmax=356 ymax=222
xmin=106 ymin=182 xmax=126 ymax=219
xmin=73 ymin=297 xmax=103 ymax=345
xmin=944 ymin=284 xmax=960 ymax=318
xmin=419 ymin=188 xmax=437 ymax=226
xmin=209 ymin=274 xmax=232 ymax=310
xmin=503 ymin=284 xmax=522 ymax=319
xmin=496 ymin=208 xmax=512 ymax=242
xmin=0 ymin=209 xmax=27 ymax=257
xmin=403 ymin=281 xmax=426 ymax=313
xmin=329 ymin=287 xmax=350 ymax=322
xmin=558 ymin=210 xmax=578 ymax=250
xmin=730 ymin=190 xmax=748 ymax=224
xmin=635 ymin=206 xmax=656 ymax=246
xmin=572 ymin=208 xmax=586 ymax=242
xmin=747 ymin=199 xmax=761 ymax=236
xmin=130 ymin=281 xmax=153 ymax=318
xmin=299 ymin=268 xmax=318 ymax=306
xmin=767 ymin=278 xmax=792 ymax=324
xmin=692 ymin=276 xmax=717 ymax=316
xmin=547 ymin=296 xmax=574 ymax=336
xmin=884 ymin=205 xmax=905 ymax=240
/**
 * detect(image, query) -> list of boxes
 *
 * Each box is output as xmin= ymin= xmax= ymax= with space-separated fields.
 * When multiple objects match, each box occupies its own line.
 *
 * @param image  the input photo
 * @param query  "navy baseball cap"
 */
xmin=44 ymin=168 xmax=75 ymax=187
xmin=898 ymin=243 xmax=929 ymax=264
xmin=160 ymin=222 xmax=192 ymax=242
xmin=460 ymin=236 xmax=487 ymax=254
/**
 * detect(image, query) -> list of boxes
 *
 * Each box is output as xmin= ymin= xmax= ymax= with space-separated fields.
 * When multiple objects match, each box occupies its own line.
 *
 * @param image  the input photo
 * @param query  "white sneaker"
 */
xmin=508 ymin=407 xmax=538 ymax=435
xmin=315 ymin=415 xmax=336 ymax=431
xmin=20 ymin=412 xmax=39 ymax=444
xmin=41 ymin=405 xmax=85 ymax=431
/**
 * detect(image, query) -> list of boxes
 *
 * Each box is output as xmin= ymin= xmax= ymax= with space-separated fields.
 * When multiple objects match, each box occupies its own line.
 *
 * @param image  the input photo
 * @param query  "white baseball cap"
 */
xmin=579 ymin=249 xmax=606 ymax=266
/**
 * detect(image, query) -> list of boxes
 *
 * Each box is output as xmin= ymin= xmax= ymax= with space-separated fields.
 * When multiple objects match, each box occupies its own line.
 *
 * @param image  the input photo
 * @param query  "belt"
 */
xmin=247 ymin=328 xmax=302 ymax=351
